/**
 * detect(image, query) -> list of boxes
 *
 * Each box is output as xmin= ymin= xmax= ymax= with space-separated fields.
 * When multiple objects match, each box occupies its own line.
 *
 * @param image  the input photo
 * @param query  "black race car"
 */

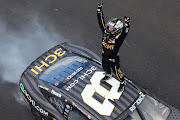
xmin=19 ymin=42 xmax=179 ymax=120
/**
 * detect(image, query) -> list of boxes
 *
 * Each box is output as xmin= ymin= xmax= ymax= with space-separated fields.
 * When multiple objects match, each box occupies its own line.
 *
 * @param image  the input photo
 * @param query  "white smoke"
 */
xmin=0 ymin=15 xmax=66 ymax=84
xmin=13 ymin=89 xmax=27 ymax=105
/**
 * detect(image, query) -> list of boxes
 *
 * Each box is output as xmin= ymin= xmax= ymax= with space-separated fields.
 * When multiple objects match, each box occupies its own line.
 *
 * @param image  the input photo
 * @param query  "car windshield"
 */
xmin=129 ymin=95 xmax=171 ymax=120
xmin=38 ymin=56 xmax=89 ymax=88
xmin=69 ymin=109 xmax=89 ymax=120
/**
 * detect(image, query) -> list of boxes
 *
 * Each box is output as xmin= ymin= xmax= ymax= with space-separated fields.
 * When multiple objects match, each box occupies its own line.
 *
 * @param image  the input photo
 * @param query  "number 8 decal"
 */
xmin=81 ymin=71 xmax=123 ymax=116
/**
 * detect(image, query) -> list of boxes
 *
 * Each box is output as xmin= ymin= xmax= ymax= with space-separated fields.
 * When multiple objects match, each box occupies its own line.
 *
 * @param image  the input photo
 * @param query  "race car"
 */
xmin=19 ymin=42 xmax=179 ymax=120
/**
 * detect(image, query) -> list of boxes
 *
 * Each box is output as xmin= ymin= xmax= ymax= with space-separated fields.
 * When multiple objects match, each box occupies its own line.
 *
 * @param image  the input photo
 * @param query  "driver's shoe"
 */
xmin=100 ymin=74 xmax=112 ymax=83
xmin=118 ymin=81 xmax=126 ymax=92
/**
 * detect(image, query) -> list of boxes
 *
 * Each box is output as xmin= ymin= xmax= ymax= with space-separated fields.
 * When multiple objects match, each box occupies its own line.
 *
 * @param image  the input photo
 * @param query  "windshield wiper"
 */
xmin=135 ymin=103 xmax=146 ymax=120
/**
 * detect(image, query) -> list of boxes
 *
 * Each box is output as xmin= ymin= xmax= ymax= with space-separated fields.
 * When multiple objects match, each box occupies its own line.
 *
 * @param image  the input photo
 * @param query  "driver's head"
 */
xmin=105 ymin=18 xmax=123 ymax=35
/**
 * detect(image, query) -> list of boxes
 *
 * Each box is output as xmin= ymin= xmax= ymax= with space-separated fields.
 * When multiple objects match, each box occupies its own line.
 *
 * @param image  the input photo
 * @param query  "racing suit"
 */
xmin=97 ymin=7 xmax=130 ymax=83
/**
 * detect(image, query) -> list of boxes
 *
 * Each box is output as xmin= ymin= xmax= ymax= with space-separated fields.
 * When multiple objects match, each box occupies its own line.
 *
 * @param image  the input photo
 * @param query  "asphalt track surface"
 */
xmin=0 ymin=0 xmax=180 ymax=119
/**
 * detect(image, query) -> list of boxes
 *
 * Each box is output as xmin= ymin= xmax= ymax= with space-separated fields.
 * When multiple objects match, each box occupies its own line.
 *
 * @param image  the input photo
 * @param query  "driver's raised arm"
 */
xmin=97 ymin=2 xmax=106 ymax=33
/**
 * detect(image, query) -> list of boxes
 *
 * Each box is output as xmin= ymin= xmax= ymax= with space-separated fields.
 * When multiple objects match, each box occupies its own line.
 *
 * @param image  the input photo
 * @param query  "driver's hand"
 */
xmin=124 ymin=16 xmax=130 ymax=23
xmin=98 ymin=2 xmax=103 ymax=9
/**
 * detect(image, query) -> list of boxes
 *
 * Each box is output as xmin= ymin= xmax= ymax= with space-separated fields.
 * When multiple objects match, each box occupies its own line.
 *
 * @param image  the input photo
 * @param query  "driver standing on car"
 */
xmin=97 ymin=3 xmax=130 ymax=92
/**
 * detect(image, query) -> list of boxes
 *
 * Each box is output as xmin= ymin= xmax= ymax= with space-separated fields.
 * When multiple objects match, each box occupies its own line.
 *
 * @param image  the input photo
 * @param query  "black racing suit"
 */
xmin=97 ymin=7 xmax=130 ymax=82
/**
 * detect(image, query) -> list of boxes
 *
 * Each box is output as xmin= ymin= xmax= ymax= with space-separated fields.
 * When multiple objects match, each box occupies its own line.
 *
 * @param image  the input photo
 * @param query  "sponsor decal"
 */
xmin=51 ymin=89 xmax=62 ymax=98
xmin=66 ymin=67 xmax=83 ymax=80
xmin=102 ymin=40 xmax=115 ymax=50
xmin=87 ymin=115 xmax=91 ymax=119
xmin=65 ymin=66 xmax=97 ymax=91
xmin=66 ymin=105 xmax=70 ymax=109
xmin=22 ymin=87 xmax=49 ymax=116
xmin=65 ymin=108 xmax=69 ymax=113
xmin=20 ymin=83 xmax=25 ymax=93
xmin=31 ymin=47 xmax=66 ymax=75
xmin=129 ymin=92 xmax=146 ymax=112
xmin=64 ymin=110 xmax=69 ymax=115
xmin=38 ymin=85 xmax=49 ymax=91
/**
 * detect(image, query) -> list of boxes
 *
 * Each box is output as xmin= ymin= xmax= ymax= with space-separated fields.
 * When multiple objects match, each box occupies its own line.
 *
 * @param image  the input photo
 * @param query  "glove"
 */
xmin=97 ymin=2 xmax=103 ymax=10
xmin=124 ymin=16 xmax=130 ymax=23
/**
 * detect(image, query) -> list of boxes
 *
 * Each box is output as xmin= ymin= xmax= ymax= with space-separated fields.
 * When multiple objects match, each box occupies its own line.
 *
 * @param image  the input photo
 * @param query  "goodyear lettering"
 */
xmin=129 ymin=93 xmax=146 ymax=112
xmin=102 ymin=40 xmax=115 ymax=50
xmin=31 ymin=48 xmax=66 ymax=75
xmin=23 ymin=89 xmax=49 ymax=116
xmin=66 ymin=66 xmax=97 ymax=91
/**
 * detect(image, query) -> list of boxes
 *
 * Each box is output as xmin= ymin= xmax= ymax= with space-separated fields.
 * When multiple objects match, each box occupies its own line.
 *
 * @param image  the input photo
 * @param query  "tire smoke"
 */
xmin=0 ymin=15 xmax=66 ymax=84
xmin=0 ymin=15 xmax=67 ymax=104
